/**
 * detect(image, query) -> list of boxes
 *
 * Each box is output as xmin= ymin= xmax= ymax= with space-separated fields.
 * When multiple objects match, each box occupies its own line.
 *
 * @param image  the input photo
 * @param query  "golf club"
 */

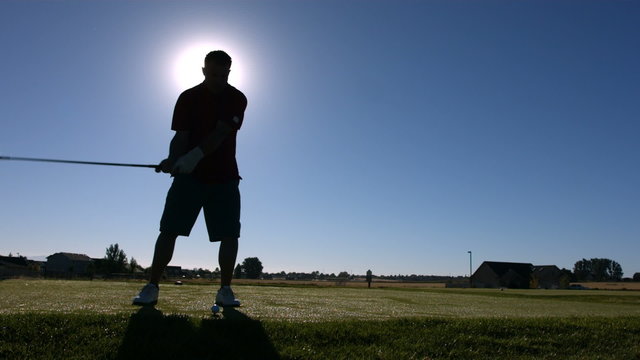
xmin=0 ymin=156 xmax=160 ymax=171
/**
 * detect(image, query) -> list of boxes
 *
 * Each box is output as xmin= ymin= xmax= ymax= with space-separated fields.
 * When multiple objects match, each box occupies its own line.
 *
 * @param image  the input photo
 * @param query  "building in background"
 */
xmin=0 ymin=255 xmax=40 ymax=278
xmin=472 ymin=261 xmax=534 ymax=289
xmin=46 ymin=252 xmax=93 ymax=277
xmin=531 ymin=265 xmax=562 ymax=289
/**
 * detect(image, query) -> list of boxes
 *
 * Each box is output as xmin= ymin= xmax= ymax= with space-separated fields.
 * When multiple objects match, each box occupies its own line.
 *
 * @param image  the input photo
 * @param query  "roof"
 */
xmin=482 ymin=261 xmax=533 ymax=277
xmin=47 ymin=252 xmax=93 ymax=262
xmin=532 ymin=265 xmax=560 ymax=272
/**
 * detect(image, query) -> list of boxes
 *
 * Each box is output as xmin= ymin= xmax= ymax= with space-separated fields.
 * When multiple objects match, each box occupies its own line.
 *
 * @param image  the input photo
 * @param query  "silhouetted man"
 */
xmin=133 ymin=50 xmax=247 ymax=309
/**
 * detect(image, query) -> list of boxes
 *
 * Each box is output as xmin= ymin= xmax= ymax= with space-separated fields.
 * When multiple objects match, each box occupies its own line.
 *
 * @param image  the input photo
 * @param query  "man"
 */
xmin=133 ymin=50 xmax=247 ymax=308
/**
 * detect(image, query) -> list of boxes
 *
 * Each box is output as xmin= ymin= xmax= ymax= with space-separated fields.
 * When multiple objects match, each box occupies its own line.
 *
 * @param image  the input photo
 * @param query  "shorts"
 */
xmin=160 ymin=174 xmax=240 ymax=241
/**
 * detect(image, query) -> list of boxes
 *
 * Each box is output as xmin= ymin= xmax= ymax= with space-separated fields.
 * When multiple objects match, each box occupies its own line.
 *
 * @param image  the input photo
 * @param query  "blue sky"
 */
xmin=1 ymin=1 xmax=638 ymax=277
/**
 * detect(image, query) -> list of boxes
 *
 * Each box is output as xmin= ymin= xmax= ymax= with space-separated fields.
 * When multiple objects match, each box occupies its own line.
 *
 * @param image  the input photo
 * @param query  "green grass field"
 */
xmin=1 ymin=279 xmax=640 ymax=359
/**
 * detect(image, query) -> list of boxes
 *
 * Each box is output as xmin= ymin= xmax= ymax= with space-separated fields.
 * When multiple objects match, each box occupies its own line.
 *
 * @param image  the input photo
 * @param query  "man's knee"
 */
xmin=158 ymin=232 xmax=179 ymax=243
xmin=160 ymin=231 xmax=179 ymax=237
xmin=211 ymin=236 xmax=237 ymax=243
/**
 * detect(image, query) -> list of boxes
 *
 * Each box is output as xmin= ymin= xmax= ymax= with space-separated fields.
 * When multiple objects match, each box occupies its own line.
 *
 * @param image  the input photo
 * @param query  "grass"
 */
xmin=2 ymin=279 xmax=640 ymax=320
xmin=1 ymin=279 xmax=640 ymax=359
xmin=2 ymin=312 xmax=640 ymax=359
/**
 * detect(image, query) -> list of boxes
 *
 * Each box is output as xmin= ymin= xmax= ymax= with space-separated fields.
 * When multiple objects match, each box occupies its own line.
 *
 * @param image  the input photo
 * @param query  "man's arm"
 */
xmin=198 ymin=119 xmax=234 ymax=156
xmin=157 ymin=131 xmax=190 ymax=173
xmin=170 ymin=117 xmax=238 ymax=174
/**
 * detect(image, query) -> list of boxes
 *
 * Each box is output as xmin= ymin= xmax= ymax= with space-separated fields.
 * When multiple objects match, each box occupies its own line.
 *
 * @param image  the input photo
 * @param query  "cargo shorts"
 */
xmin=159 ymin=174 xmax=240 ymax=241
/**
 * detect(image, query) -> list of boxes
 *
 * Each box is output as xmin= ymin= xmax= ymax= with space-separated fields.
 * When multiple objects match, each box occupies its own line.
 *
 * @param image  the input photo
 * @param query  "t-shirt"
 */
xmin=171 ymin=83 xmax=247 ymax=183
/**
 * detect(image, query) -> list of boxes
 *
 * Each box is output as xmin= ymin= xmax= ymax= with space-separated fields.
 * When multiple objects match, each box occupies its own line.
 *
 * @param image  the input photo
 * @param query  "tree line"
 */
xmin=89 ymin=243 xmax=143 ymax=275
xmin=572 ymin=258 xmax=624 ymax=282
xmin=95 ymin=244 xmax=266 ymax=279
xmin=89 ymin=244 xmax=636 ymax=282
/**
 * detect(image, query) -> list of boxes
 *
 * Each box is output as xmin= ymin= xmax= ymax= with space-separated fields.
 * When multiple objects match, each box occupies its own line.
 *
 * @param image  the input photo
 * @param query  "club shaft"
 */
xmin=0 ymin=156 xmax=158 ymax=169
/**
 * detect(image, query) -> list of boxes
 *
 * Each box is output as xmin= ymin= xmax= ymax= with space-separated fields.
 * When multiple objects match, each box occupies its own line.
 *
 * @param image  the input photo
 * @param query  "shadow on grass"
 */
xmin=117 ymin=306 xmax=280 ymax=360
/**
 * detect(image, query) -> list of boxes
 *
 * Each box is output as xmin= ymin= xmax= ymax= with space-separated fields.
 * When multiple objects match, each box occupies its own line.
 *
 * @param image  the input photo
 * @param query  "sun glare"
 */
xmin=173 ymin=42 xmax=245 ymax=91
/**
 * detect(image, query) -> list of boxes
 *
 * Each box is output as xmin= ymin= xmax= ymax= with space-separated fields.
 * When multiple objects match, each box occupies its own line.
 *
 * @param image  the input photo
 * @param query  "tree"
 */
xmin=241 ymin=257 xmax=263 ymax=279
xmin=573 ymin=258 xmax=623 ymax=281
xmin=591 ymin=259 xmax=609 ymax=281
xmin=559 ymin=268 xmax=574 ymax=289
xmin=573 ymin=259 xmax=592 ymax=281
xmin=338 ymin=271 xmax=350 ymax=278
xmin=633 ymin=273 xmax=640 ymax=282
xmin=605 ymin=260 xmax=623 ymax=281
xmin=129 ymin=257 xmax=139 ymax=273
xmin=234 ymin=264 xmax=244 ymax=279
xmin=104 ymin=243 xmax=128 ymax=274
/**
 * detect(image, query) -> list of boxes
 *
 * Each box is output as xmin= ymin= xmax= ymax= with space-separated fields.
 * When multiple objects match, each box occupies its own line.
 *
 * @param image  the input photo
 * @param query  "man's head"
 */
xmin=202 ymin=50 xmax=232 ymax=91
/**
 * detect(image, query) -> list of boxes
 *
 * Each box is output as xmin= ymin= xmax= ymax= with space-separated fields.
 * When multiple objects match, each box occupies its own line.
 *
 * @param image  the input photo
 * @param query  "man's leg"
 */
xmin=133 ymin=231 xmax=179 ymax=305
xmin=218 ymin=237 xmax=238 ymax=287
xmin=214 ymin=236 xmax=241 ymax=307
xmin=153 ymin=174 xmax=201 ymax=285
xmin=206 ymin=179 xmax=241 ymax=306
xmin=149 ymin=231 xmax=179 ymax=285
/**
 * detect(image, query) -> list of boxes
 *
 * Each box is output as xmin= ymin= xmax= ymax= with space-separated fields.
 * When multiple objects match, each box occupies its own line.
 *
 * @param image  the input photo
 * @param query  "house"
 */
xmin=472 ymin=261 xmax=533 ymax=289
xmin=531 ymin=265 xmax=562 ymax=289
xmin=0 ymin=255 xmax=29 ymax=267
xmin=46 ymin=252 xmax=93 ymax=277
xmin=0 ymin=255 xmax=37 ymax=278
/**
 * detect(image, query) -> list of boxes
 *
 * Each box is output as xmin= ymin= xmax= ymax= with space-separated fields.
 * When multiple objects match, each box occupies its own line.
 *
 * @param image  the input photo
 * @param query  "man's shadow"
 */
xmin=117 ymin=306 xmax=280 ymax=360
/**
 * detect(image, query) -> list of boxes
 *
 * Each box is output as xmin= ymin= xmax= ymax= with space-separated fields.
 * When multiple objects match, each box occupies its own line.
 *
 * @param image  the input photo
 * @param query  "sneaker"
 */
xmin=132 ymin=283 xmax=159 ymax=306
xmin=215 ymin=286 xmax=241 ymax=307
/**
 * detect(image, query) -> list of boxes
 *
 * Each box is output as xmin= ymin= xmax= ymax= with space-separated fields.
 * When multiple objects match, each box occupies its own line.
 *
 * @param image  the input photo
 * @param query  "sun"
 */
xmin=173 ymin=42 xmax=245 ymax=91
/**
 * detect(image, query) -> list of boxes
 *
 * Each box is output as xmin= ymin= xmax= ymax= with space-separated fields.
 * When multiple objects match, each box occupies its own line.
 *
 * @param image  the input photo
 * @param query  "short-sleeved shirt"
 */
xmin=171 ymin=83 xmax=247 ymax=184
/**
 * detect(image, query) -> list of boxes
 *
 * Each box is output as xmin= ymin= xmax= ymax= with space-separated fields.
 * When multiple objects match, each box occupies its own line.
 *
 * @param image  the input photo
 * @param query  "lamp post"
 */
xmin=467 ymin=251 xmax=472 ymax=287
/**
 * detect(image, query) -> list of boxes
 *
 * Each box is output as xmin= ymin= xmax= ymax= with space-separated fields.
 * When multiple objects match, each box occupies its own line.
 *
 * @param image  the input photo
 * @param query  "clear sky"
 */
xmin=1 ymin=1 xmax=638 ymax=277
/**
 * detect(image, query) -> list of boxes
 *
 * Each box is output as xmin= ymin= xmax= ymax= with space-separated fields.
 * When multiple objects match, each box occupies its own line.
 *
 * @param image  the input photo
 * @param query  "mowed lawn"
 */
xmin=1 ymin=279 xmax=640 ymax=359
xmin=1 ymin=279 xmax=639 ymax=319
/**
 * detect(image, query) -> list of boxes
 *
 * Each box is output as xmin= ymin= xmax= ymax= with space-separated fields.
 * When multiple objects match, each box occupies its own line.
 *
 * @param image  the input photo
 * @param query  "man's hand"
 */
xmin=156 ymin=158 xmax=175 ymax=173
xmin=172 ymin=147 xmax=204 ymax=174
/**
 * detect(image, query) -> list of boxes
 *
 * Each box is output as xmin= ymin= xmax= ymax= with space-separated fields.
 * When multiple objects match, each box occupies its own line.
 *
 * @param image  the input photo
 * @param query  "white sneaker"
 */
xmin=132 ymin=283 xmax=159 ymax=306
xmin=215 ymin=286 xmax=241 ymax=307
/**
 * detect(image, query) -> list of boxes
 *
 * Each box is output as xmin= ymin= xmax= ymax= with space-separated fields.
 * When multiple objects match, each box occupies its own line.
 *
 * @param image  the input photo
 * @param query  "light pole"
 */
xmin=467 ymin=251 xmax=472 ymax=287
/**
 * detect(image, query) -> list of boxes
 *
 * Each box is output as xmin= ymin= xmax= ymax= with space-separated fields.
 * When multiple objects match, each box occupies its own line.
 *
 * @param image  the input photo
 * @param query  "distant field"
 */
xmin=1 ymin=279 xmax=639 ymax=359
xmin=218 ymin=278 xmax=449 ymax=288
xmin=210 ymin=278 xmax=640 ymax=290
xmin=572 ymin=281 xmax=640 ymax=290
xmin=1 ymin=279 xmax=639 ymax=320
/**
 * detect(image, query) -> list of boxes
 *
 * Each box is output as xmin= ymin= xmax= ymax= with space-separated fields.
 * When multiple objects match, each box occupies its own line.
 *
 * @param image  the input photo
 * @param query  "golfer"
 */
xmin=133 ymin=50 xmax=247 ymax=307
